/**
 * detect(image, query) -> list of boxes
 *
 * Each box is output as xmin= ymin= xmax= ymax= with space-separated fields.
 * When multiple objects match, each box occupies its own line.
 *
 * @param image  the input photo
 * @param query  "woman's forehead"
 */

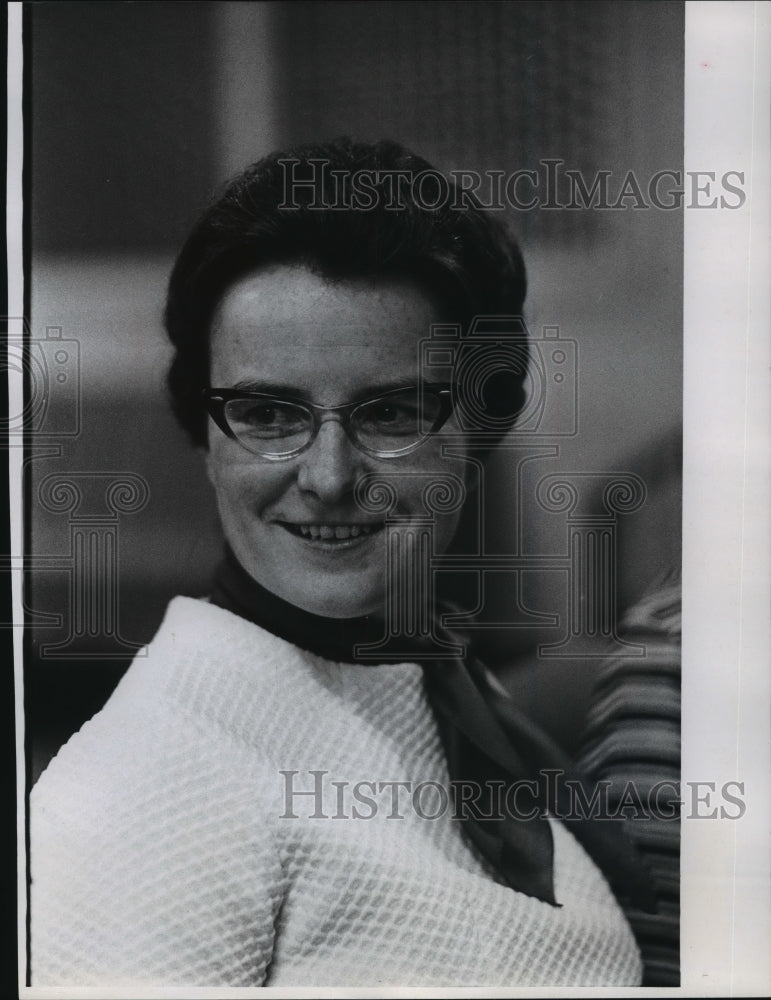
xmin=209 ymin=264 xmax=443 ymax=391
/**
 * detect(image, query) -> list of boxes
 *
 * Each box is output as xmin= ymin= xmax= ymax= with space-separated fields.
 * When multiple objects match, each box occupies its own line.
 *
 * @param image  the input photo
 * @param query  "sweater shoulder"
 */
xmin=29 ymin=599 xmax=287 ymax=986
xmin=31 ymin=596 xmax=288 ymax=826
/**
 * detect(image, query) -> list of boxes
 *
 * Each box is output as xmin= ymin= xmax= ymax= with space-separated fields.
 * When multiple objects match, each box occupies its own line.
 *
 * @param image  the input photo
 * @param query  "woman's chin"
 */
xmin=264 ymin=573 xmax=384 ymax=620
xmin=292 ymin=588 xmax=383 ymax=620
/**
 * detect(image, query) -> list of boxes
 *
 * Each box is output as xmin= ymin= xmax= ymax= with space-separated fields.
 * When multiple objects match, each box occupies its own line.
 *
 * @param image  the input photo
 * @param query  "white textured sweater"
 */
xmin=30 ymin=597 xmax=641 ymax=987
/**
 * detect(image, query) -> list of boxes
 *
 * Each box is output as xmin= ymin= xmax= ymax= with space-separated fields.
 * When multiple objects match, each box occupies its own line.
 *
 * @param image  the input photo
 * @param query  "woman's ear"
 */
xmin=201 ymin=446 xmax=216 ymax=488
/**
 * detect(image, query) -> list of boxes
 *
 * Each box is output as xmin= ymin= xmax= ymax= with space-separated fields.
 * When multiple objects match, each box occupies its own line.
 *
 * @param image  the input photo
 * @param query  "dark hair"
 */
xmin=165 ymin=137 xmax=528 ymax=447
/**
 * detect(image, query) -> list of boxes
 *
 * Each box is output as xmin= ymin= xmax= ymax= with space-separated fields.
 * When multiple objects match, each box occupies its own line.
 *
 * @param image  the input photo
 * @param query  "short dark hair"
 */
xmin=165 ymin=137 xmax=528 ymax=447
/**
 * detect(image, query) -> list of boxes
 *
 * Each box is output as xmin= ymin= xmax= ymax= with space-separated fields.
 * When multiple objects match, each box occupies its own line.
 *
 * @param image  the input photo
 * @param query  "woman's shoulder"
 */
xmin=99 ymin=594 xmax=323 ymax=733
xmin=30 ymin=596 xmax=290 ymax=817
xmin=29 ymin=601 xmax=288 ymax=987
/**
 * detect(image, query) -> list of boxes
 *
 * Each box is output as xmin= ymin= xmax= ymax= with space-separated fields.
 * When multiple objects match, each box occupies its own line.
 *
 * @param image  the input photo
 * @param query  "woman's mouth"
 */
xmin=279 ymin=522 xmax=385 ymax=546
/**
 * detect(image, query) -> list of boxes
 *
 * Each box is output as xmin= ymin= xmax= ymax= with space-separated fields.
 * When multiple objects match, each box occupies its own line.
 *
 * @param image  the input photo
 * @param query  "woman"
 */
xmin=30 ymin=139 xmax=648 ymax=986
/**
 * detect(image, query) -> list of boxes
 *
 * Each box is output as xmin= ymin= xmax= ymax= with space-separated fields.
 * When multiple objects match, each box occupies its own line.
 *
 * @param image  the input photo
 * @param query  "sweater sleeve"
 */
xmin=29 ymin=684 xmax=287 ymax=987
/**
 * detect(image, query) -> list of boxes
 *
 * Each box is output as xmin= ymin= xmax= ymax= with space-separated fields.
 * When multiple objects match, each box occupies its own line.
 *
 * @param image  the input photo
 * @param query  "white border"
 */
xmin=681 ymin=2 xmax=771 ymax=995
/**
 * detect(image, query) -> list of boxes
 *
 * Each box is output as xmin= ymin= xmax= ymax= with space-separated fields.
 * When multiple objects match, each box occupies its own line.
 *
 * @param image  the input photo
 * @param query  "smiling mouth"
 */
xmin=280 ymin=522 xmax=385 ymax=543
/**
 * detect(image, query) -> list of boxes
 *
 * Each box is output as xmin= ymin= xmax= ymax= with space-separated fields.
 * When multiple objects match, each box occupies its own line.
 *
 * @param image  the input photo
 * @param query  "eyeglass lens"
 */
xmin=223 ymin=388 xmax=444 ymax=456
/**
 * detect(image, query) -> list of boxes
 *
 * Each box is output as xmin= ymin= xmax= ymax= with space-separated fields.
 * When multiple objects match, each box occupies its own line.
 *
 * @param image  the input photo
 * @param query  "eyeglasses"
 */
xmin=202 ymin=384 xmax=455 ymax=460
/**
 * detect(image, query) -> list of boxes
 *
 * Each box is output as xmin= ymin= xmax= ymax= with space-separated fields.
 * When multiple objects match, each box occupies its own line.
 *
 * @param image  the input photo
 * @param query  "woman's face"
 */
xmin=206 ymin=264 xmax=468 ymax=618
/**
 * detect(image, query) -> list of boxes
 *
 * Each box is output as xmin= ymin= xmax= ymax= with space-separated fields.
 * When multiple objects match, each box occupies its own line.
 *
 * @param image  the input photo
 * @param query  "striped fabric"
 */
xmin=576 ymin=574 xmax=681 ymax=986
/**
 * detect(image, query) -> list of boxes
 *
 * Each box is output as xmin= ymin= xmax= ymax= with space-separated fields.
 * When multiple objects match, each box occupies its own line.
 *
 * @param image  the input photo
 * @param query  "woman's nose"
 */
xmin=296 ymin=418 xmax=362 ymax=502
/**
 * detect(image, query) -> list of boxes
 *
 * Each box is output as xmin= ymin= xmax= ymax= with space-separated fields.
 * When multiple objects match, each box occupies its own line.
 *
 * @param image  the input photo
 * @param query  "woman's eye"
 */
xmin=360 ymin=397 xmax=419 ymax=433
xmin=229 ymin=401 xmax=308 ymax=437
xmin=245 ymin=404 xmax=281 ymax=426
xmin=371 ymin=403 xmax=400 ymax=423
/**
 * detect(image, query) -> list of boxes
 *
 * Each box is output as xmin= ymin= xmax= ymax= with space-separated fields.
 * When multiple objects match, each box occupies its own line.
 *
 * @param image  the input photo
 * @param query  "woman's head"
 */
xmin=165 ymin=138 xmax=529 ymax=617
xmin=166 ymin=137 xmax=528 ymax=446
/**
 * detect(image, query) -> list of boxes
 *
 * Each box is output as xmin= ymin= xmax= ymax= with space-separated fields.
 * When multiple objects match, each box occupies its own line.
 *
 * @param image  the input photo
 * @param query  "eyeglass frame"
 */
xmin=201 ymin=383 xmax=456 ymax=460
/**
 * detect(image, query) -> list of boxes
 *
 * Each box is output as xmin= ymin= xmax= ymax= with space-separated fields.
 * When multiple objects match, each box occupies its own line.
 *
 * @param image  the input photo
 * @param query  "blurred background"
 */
xmin=26 ymin=0 xmax=683 ymax=778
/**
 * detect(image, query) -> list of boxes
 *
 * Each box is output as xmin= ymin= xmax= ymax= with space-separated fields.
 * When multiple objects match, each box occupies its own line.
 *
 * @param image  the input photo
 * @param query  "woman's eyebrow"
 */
xmin=231 ymin=379 xmax=303 ymax=396
xmin=229 ymin=378 xmax=420 ymax=400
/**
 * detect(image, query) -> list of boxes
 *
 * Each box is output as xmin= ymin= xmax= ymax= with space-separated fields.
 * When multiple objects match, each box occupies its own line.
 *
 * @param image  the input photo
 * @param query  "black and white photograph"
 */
xmin=7 ymin=1 xmax=769 ymax=994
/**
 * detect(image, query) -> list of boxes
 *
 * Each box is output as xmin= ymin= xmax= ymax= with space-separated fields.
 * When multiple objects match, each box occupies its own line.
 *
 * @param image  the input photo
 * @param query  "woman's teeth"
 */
xmin=295 ymin=524 xmax=375 ymax=540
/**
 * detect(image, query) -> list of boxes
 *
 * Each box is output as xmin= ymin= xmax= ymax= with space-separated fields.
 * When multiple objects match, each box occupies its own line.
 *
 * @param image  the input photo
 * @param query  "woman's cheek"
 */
xmin=208 ymin=447 xmax=278 ymax=513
